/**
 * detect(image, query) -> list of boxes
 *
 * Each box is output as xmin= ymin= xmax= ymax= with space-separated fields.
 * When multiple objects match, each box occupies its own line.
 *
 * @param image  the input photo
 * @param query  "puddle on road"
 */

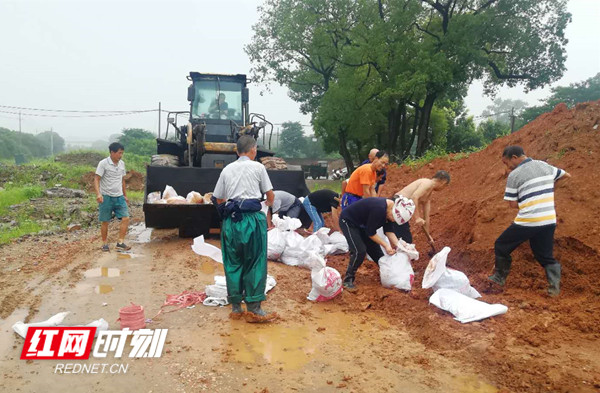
xmin=94 ymin=284 xmax=114 ymax=294
xmin=84 ymin=267 xmax=121 ymax=278
xmin=129 ymin=223 xmax=153 ymax=243
xmin=224 ymin=310 xmax=389 ymax=370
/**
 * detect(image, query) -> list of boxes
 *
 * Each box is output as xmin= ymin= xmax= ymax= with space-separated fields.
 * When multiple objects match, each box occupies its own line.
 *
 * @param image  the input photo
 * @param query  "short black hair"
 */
xmin=109 ymin=142 xmax=124 ymax=153
xmin=433 ymin=170 xmax=450 ymax=184
xmin=502 ymin=145 xmax=525 ymax=158
xmin=375 ymin=150 xmax=388 ymax=159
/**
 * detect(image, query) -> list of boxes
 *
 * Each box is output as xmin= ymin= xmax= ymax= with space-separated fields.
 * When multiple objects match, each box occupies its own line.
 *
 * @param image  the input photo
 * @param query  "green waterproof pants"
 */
xmin=220 ymin=211 xmax=268 ymax=304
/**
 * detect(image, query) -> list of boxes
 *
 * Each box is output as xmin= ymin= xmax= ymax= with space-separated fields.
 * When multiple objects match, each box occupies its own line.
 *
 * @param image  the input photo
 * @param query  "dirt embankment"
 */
xmin=324 ymin=101 xmax=600 ymax=393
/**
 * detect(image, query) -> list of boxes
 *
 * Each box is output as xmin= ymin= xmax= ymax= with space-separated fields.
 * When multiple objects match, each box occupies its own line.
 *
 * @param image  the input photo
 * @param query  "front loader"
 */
xmin=143 ymin=72 xmax=309 ymax=237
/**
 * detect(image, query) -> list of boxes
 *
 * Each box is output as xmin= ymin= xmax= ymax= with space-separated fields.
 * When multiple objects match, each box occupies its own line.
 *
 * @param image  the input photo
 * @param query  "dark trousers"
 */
xmin=495 ymin=223 xmax=559 ymax=267
xmin=394 ymin=222 xmax=412 ymax=244
xmin=340 ymin=218 xmax=384 ymax=282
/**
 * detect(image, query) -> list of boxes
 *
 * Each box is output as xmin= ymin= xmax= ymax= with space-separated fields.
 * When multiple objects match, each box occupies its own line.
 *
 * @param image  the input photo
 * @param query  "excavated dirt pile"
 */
xmin=325 ymin=100 xmax=600 ymax=393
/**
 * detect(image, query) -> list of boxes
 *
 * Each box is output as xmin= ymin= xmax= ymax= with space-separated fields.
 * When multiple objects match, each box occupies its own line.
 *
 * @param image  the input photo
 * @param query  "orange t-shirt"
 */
xmin=345 ymin=164 xmax=376 ymax=196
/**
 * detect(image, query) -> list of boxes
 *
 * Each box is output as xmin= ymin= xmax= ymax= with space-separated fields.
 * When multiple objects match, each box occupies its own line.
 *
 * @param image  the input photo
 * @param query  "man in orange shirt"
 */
xmin=341 ymin=151 xmax=388 ymax=210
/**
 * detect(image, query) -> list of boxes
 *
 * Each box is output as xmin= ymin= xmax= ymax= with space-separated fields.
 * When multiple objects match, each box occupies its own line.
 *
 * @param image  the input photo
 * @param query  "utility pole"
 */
xmin=158 ymin=102 xmax=161 ymax=138
xmin=50 ymin=127 xmax=54 ymax=156
xmin=510 ymin=107 xmax=516 ymax=133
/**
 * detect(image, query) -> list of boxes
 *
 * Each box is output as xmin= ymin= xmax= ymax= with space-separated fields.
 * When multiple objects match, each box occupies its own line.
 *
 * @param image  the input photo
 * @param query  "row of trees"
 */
xmin=246 ymin=0 xmax=573 ymax=171
xmin=0 ymin=128 xmax=65 ymax=161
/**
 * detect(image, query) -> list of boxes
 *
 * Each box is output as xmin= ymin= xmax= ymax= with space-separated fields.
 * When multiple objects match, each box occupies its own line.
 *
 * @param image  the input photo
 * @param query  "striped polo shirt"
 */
xmin=504 ymin=158 xmax=565 ymax=227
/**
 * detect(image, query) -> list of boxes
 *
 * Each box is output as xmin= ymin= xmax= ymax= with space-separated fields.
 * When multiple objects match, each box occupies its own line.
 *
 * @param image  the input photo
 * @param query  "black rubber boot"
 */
xmin=245 ymin=301 xmax=277 ymax=323
xmin=488 ymin=256 xmax=512 ymax=286
xmin=342 ymin=277 xmax=357 ymax=293
xmin=544 ymin=264 xmax=561 ymax=297
xmin=229 ymin=302 xmax=244 ymax=319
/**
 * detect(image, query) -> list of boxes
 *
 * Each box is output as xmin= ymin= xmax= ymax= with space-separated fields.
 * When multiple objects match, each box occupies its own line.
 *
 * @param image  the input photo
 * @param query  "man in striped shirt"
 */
xmin=489 ymin=145 xmax=571 ymax=296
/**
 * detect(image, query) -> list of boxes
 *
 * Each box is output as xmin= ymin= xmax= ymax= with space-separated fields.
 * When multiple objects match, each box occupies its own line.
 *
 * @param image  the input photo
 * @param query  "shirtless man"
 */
xmin=394 ymin=170 xmax=450 ymax=247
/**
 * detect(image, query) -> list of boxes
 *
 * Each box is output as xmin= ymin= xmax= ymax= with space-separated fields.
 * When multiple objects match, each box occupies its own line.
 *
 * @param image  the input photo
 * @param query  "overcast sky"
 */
xmin=0 ymin=0 xmax=598 ymax=145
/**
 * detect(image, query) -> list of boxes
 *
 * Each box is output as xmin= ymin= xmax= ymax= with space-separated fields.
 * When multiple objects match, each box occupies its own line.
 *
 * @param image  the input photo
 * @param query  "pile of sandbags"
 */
xmin=146 ymin=185 xmax=214 ymax=205
xmin=260 ymin=156 xmax=287 ymax=170
xmin=151 ymin=154 xmax=179 ymax=167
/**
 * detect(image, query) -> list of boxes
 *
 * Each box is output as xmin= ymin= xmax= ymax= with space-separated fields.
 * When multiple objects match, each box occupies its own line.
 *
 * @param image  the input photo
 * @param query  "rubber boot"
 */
xmin=244 ymin=301 xmax=278 ymax=323
xmin=342 ymin=277 xmax=357 ymax=293
xmin=229 ymin=302 xmax=243 ymax=320
xmin=488 ymin=256 xmax=512 ymax=286
xmin=544 ymin=264 xmax=561 ymax=297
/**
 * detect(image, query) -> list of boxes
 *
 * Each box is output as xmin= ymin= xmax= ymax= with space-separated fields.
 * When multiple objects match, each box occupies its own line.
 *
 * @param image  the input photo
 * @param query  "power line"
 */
xmin=0 ymin=104 xmax=162 ymax=113
xmin=474 ymin=110 xmax=512 ymax=119
xmin=0 ymin=109 xmax=159 ymax=118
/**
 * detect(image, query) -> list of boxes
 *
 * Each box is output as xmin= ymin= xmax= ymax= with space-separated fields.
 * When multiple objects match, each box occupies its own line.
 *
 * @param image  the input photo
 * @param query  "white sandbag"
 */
xmin=326 ymin=231 xmax=349 ymax=255
xmin=272 ymin=214 xmax=302 ymax=231
xmin=12 ymin=312 xmax=108 ymax=339
xmin=267 ymin=228 xmax=286 ymax=260
xmin=147 ymin=191 xmax=162 ymax=204
xmin=434 ymin=269 xmax=482 ymax=298
xmin=203 ymin=297 xmax=228 ymax=307
xmin=379 ymin=252 xmax=415 ymax=291
xmin=367 ymin=227 xmax=390 ymax=261
xmin=429 ymin=288 xmax=508 ymax=323
xmin=205 ymin=284 xmax=228 ymax=299
xmin=314 ymin=227 xmax=331 ymax=244
xmin=397 ymin=239 xmax=419 ymax=261
xmin=422 ymin=247 xmax=481 ymax=298
xmin=162 ymin=185 xmax=178 ymax=199
xmin=191 ymin=235 xmax=223 ymax=264
xmin=306 ymin=253 xmax=343 ymax=302
xmin=186 ymin=191 xmax=204 ymax=204
xmin=166 ymin=196 xmax=187 ymax=204
xmin=281 ymin=234 xmax=323 ymax=268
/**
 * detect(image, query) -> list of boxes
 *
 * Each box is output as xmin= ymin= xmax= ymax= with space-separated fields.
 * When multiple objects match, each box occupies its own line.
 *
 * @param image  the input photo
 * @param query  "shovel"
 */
xmin=421 ymin=226 xmax=437 ymax=257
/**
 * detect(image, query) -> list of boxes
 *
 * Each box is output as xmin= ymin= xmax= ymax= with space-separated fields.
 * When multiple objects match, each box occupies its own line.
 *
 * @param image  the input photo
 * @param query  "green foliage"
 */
xmin=310 ymin=180 xmax=342 ymax=194
xmin=482 ymin=98 xmax=528 ymax=124
xmin=0 ymin=128 xmax=67 ymax=160
xmin=0 ymin=186 xmax=43 ymax=215
xmin=446 ymin=115 xmax=483 ymax=153
xmin=278 ymin=122 xmax=306 ymax=158
xmin=0 ymin=220 xmax=42 ymax=245
xmin=35 ymin=131 xmax=65 ymax=155
xmin=117 ymin=128 xmax=156 ymax=157
xmin=520 ymin=73 xmax=600 ymax=125
xmin=247 ymin=0 xmax=571 ymax=161
xmin=478 ymin=119 xmax=510 ymax=143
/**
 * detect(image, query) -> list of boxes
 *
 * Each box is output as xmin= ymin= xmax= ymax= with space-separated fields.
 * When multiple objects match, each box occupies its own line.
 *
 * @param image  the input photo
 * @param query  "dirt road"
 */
xmin=0 ymin=206 xmax=598 ymax=393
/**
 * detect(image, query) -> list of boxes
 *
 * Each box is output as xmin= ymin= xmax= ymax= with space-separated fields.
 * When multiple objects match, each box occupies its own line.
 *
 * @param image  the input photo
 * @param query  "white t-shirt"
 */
xmin=213 ymin=156 xmax=273 ymax=200
xmin=95 ymin=157 xmax=126 ymax=197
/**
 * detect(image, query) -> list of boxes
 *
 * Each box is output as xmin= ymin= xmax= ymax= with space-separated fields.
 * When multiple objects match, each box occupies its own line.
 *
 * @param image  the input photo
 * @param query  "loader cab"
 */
xmin=187 ymin=72 xmax=249 ymax=143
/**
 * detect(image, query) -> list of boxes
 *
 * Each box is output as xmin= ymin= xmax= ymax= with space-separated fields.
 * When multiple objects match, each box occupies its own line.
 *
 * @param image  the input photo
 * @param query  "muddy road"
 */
xmin=0 ymin=207 xmax=598 ymax=393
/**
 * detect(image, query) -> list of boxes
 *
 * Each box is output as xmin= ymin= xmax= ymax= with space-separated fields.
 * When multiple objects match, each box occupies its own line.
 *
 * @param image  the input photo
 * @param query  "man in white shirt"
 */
xmin=94 ymin=142 xmax=130 ymax=252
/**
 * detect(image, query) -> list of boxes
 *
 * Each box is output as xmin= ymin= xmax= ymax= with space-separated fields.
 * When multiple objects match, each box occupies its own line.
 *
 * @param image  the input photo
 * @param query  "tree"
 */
xmin=478 ymin=118 xmax=509 ymax=143
xmin=247 ymin=0 xmax=571 ymax=159
xmin=118 ymin=128 xmax=156 ymax=156
xmin=278 ymin=122 xmax=306 ymax=158
xmin=446 ymin=114 xmax=482 ymax=153
xmin=482 ymin=98 xmax=528 ymax=124
xmin=35 ymin=131 xmax=65 ymax=156
xmin=520 ymin=73 xmax=600 ymax=125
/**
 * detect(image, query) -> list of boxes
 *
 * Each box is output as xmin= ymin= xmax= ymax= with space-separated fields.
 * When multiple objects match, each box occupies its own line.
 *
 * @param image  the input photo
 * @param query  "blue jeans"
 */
xmin=302 ymin=197 xmax=324 ymax=231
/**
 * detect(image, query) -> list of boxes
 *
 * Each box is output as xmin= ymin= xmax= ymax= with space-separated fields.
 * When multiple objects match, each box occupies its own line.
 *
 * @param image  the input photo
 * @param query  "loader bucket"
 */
xmin=143 ymin=165 xmax=310 ymax=237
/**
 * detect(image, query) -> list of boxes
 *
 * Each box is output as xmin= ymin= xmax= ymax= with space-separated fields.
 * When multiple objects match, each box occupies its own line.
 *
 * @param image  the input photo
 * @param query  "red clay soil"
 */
xmin=80 ymin=170 xmax=144 ymax=191
xmin=323 ymin=101 xmax=600 ymax=393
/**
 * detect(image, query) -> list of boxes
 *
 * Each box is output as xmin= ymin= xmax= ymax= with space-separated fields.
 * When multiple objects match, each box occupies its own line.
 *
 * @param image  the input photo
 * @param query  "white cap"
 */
xmin=392 ymin=196 xmax=415 ymax=225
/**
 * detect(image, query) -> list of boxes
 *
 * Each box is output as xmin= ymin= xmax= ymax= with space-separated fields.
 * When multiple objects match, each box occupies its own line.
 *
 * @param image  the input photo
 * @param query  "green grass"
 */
xmin=401 ymin=146 xmax=484 ymax=169
xmin=127 ymin=190 xmax=145 ymax=204
xmin=310 ymin=181 xmax=342 ymax=194
xmin=0 ymin=220 xmax=42 ymax=245
xmin=0 ymin=186 xmax=43 ymax=215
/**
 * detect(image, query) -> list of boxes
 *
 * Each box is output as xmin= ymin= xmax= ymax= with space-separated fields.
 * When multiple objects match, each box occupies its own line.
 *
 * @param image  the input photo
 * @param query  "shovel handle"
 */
xmin=421 ymin=226 xmax=437 ymax=253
